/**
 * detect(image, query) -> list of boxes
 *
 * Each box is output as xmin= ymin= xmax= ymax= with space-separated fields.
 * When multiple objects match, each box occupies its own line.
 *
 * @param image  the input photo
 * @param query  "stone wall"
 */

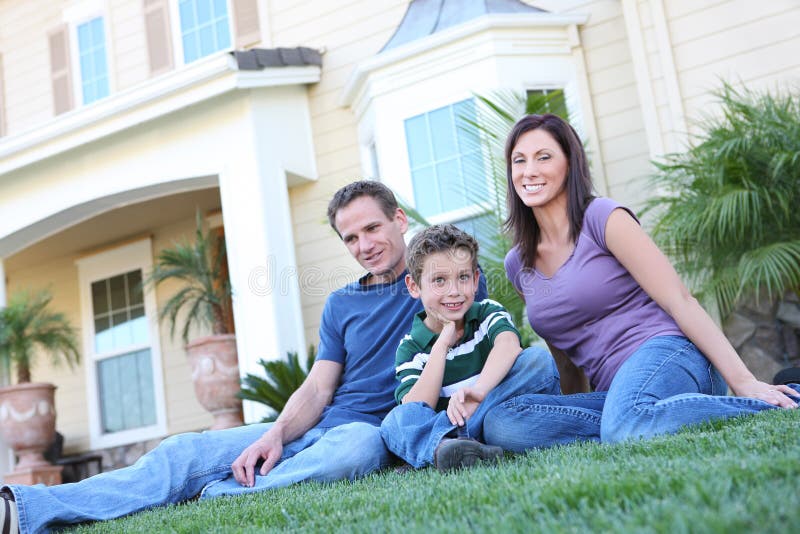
xmin=723 ymin=291 xmax=800 ymax=383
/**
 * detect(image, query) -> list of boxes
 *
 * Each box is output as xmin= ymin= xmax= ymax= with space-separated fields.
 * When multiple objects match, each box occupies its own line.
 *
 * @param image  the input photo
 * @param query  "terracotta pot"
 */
xmin=185 ymin=334 xmax=243 ymax=430
xmin=0 ymin=382 xmax=57 ymax=469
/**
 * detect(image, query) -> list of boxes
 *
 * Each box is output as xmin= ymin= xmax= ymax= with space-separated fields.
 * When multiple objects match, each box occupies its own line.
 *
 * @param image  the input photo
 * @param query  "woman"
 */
xmin=483 ymin=114 xmax=799 ymax=450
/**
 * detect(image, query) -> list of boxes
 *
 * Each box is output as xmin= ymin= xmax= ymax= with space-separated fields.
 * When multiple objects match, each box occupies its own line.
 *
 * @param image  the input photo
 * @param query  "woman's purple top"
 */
xmin=504 ymin=197 xmax=684 ymax=391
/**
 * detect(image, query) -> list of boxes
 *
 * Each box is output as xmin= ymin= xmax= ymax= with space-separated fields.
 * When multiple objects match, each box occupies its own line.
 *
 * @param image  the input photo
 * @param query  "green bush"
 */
xmin=645 ymin=83 xmax=800 ymax=317
xmin=237 ymin=346 xmax=316 ymax=422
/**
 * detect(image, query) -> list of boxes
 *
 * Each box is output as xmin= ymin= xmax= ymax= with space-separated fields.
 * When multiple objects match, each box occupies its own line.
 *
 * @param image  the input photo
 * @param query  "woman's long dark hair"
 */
xmin=504 ymin=114 xmax=595 ymax=268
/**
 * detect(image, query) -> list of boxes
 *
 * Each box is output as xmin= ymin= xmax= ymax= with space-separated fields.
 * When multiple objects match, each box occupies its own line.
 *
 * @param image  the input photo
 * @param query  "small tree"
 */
xmin=237 ymin=346 xmax=316 ymax=422
xmin=645 ymin=83 xmax=800 ymax=318
xmin=145 ymin=210 xmax=233 ymax=343
xmin=0 ymin=289 xmax=80 ymax=384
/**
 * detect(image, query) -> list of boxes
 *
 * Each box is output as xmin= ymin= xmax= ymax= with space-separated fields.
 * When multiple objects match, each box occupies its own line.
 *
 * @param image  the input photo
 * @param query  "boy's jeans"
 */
xmin=4 ymin=421 xmax=389 ymax=533
xmin=380 ymin=346 xmax=559 ymax=468
xmin=484 ymin=335 xmax=800 ymax=451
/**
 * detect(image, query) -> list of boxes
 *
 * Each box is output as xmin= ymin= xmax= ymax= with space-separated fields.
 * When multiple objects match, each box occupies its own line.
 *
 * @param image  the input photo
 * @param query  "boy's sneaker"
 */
xmin=1 ymin=489 xmax=19 ymax=534
xmin=433 ymin=438 xmax=503 ymax=472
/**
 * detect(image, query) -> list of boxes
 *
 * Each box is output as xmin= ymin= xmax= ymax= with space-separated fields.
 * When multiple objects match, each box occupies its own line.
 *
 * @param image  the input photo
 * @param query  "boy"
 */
xmin=380 ymin=224 xmax=525 ymax=471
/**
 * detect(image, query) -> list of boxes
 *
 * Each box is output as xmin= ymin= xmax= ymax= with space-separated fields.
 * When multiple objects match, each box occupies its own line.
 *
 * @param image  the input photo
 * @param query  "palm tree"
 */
xmin=145 ymin=210 xmax=233 ymax=343
xmin=237 ymin=346 xmax=317 ymax=422
xmin=645 ymin=83 xmax=800 ymax=318
xmin=0 ymin=289 xmax=80 ymax=384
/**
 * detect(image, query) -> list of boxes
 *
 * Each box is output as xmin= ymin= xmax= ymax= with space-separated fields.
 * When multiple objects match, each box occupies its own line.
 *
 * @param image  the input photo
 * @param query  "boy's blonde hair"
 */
xmin=406 ymin=224 xmax=479 ymax=284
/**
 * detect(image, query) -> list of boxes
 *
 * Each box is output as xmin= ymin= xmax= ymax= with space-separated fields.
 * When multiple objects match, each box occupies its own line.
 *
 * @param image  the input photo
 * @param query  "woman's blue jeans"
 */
xmin=4 ymin=421 xmax=390 ymax=533
xmin=380 ymin=346 xmax=560 ymax=467
xmin=484 ymin=335 xmax=800 ymax=451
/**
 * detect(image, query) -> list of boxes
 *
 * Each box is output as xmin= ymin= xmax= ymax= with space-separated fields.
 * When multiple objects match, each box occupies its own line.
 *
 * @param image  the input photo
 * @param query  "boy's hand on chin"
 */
xmin=433 ymin=313 xmax=460 ymax=349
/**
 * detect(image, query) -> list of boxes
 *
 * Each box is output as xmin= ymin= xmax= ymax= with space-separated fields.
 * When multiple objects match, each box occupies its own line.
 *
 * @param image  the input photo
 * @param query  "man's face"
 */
xmin=334 ymin=195 xmax=409 ymax=284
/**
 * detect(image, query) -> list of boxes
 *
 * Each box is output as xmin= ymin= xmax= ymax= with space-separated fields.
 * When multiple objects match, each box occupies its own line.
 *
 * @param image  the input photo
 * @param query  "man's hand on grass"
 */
xmin=231 ymin=431 xmax=283 ymax=487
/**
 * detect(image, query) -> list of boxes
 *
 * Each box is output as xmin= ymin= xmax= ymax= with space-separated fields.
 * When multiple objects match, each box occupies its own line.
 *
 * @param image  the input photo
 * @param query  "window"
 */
xmin=91 ymin=270 xmax=156 ymax=433
xmin=76 ymin=17 xmax=110 ymax=104
xmin=404 ymin=99 xmax=484 ymax=218
xmin=177 ymin=0 xmax=232 ymax=64
xmin=76 ymin=239 xmax=166 ymax=449
xmin=526 ymin=88 xmax=568 ymax=119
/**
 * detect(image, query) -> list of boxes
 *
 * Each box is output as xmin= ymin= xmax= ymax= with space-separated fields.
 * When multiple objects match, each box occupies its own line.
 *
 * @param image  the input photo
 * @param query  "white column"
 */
xmin=621 ymin=0 xmax=665 ymax=160
xmin=218 ymin=91 xmax=308 ymax=423
xmin=0 ymin=258 xmax=13 ymax=481
xmin=649 ymin=0 xmax=687 ymax=152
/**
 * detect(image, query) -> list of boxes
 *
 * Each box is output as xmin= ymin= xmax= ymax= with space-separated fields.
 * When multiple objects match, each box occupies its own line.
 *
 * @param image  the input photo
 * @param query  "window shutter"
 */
xmin=143 ymin=0 xmax=174 ymax=76
xmin=0 ymin=53 xmax=6 ymax=136
xmin=48 ymin=25 xmax=73 ymax=116
xmin=232 ymin=0 xmax=261 ymax=49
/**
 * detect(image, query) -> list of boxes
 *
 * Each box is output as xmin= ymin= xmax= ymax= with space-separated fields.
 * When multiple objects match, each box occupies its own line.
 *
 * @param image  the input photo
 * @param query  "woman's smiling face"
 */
xmin=510 ymin=128 xmax=569 ymax=209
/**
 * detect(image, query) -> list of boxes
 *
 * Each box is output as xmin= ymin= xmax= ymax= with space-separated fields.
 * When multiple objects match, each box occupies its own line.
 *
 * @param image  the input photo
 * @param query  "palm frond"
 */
xmin=237 ymin=346 xmax=317 ymax=422
xmin=144 ymin=209 xmax=232 ymax=343
xmin=646 ymin=82 xmax=800 ymax=316
xmin=0 ymin=289 xmax=80 ymax=384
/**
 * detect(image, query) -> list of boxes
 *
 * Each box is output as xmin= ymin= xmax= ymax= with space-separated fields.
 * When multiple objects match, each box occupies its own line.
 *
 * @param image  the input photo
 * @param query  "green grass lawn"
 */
xmin=70 ymin=409 xmax=799 ymax=533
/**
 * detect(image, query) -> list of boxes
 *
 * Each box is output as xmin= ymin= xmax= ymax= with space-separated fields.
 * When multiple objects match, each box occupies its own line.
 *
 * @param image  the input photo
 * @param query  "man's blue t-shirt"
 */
xmin=315 ymin=269 xmax=487 ymax=428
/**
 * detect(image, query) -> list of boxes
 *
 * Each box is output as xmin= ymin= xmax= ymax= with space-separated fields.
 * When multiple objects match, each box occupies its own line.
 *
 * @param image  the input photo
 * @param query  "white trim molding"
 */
xmin=341 ymin=12 xmax=588 ymax=113
xmin=621 ymin=0 xmax=665 ymax=160
xmin=341 ymin=9 xmax=596 ymax=213
xmin=0 ymin=52 xmax=320 ymax=176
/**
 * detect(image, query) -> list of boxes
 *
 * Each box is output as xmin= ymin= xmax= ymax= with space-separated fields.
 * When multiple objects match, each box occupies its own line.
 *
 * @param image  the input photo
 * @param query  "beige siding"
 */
xmin=275 ymin=0 xmax=408 ymax=345
xmin=572 ymin=1 xmax=651 ymax=208
xmin=109 ymin=0 xmax=152 ymax=90
xmin=0 ymin=1 xmax=62 ymax=135
xmin=665 ymin=0 xmax=800 ymax=133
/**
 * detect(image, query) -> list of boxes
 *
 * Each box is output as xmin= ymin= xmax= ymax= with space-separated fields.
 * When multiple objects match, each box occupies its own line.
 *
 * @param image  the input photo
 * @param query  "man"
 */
xmin=0 ymin=180 xmax=551 ymax=533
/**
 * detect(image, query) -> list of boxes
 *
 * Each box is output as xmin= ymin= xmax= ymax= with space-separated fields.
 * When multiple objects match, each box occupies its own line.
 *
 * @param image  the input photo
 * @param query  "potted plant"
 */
xmin=0 ymin=289 xmax=80 ymax=475
xmin=146 ymin=211 xmax=242 ymax=430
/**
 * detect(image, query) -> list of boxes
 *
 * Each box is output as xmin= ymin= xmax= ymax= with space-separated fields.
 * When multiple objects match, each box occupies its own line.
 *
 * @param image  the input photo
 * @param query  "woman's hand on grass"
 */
xmin=231 ymin=431 xmax=283 ymax=487
xmin=733 ymin=379 xmax=798 ymax=408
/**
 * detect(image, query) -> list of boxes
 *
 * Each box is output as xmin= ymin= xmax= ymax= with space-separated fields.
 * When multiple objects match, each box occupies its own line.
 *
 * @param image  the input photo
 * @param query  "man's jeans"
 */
xmin=484 ymin=335 xmax=800 ymax=451
xmin=380 ymin=346 xmax=559 ymax=468
xmin=3 ymin=421 xmax=390 ymax=533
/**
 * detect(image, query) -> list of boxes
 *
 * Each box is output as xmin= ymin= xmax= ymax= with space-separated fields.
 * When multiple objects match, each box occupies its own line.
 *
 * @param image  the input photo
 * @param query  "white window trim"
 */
xmin=401 ymin=96 xmax=495 ymax=224
xmin=64 ymin=3 xmax=115 ymax=107
xmin=76 ymin=238 xmax=167 ymax=450
xmin=385 ymin=87 xmax=582 ymax=224
xmin=168 ymin=0 xmax=236 ymax=68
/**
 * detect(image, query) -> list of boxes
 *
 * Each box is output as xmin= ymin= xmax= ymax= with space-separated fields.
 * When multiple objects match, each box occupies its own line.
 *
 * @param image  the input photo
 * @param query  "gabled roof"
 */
xmin=381 ymin=0 xmax=545 ymax=52
xmin=233 ymin=47 xmax=322 ymax=70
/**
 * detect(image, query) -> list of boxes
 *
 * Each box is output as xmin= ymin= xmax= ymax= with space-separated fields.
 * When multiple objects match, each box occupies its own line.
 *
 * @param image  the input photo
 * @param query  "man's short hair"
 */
xmin=327 ymin=180 xmax=399 ymax=236
xmin=406 ymin=224 xmax=479 ymax=284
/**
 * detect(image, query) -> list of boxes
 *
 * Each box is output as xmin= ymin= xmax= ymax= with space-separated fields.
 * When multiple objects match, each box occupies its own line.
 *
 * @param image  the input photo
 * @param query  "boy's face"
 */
xmin=406 ymin=249 xmax=479 ymax=332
